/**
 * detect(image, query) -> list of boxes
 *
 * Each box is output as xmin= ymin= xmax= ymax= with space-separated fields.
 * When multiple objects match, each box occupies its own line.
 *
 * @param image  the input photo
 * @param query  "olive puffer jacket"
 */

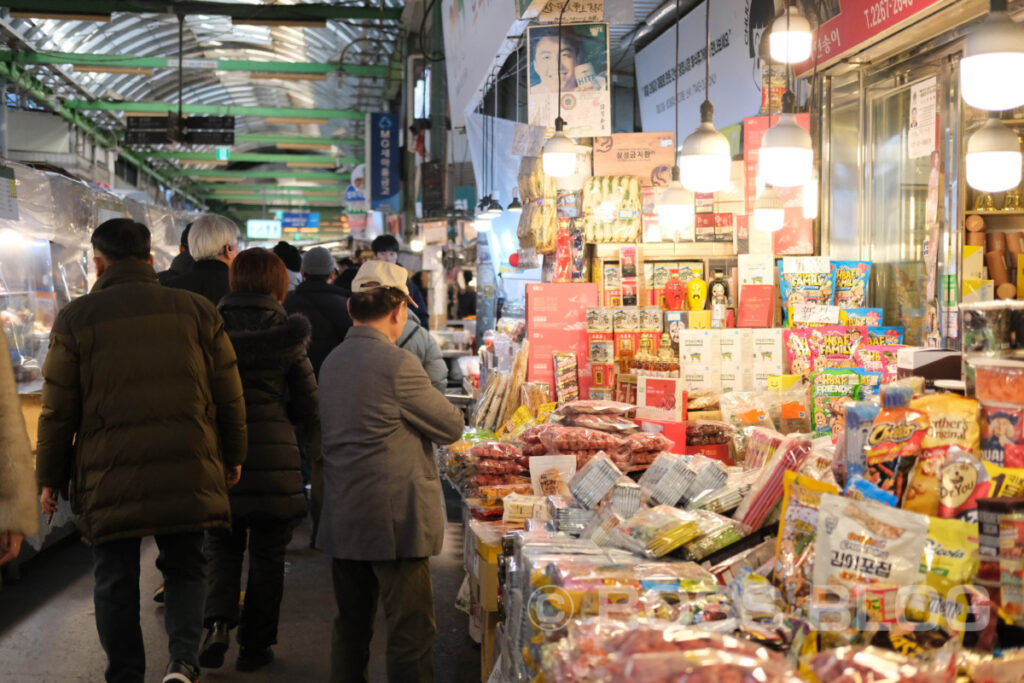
xmin=36 ymin=259 xmax=247 ymax=545
xmin=218 ymin=292 xmax=318 ymax=522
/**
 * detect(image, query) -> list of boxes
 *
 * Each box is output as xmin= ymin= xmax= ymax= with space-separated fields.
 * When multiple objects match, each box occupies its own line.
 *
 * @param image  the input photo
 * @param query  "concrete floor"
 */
xmin=0 ymin=498 xmax=480 ymax=683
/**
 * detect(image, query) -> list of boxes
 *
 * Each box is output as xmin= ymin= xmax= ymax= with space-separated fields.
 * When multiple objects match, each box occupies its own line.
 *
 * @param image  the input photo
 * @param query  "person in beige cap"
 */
xmin=316 ymin=260 xmax=463 ymax=683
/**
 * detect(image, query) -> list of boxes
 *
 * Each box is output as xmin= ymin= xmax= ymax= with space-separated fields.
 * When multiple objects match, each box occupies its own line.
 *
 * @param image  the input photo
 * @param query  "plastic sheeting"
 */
xmin=466 ymin=112 xmax=522 ymax=209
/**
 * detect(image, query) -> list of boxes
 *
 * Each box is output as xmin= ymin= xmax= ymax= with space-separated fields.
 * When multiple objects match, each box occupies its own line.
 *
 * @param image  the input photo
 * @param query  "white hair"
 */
xmin=188 ymin=214 xmax=239 ymax=261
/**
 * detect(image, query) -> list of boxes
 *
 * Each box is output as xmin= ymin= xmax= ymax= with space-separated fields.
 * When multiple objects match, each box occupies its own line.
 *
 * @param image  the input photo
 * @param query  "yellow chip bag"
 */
xmin=904 ymin=394 xmax=981 ymax=516
xmin=906 ymin=517 xmax=979 ymax=636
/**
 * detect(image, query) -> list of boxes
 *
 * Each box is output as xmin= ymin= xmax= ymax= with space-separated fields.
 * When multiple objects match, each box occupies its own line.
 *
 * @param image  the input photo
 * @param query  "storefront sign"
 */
xmin=369 ymin=112 xmax=400 ymax=212
xmin=527 ymin=23 xmax=611 ymax=137
xmin=635 ymin=0 xmax=763 ymax=136
xmin=280 ymin=212 xmax=319 ymax=228
xmin=800 ymin=0 xmax=947 ymax=73
xmin=536 ymin=0 xmax=603 ymax=24
xmin=592 ymin=133 xmax=675 ymax=187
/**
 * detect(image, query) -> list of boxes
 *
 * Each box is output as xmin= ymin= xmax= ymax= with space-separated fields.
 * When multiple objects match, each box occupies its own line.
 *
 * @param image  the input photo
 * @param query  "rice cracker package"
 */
xmin=810 ymin=325 xmax=869 ymax=371
xmin=832 ymin=261 xmax=872 ymax=308
xmin=864 ymin=386 xmax=929 ymax=504
xmin=779 ymin=257 xmax=835 ymax=327
xmin=906 ymin=517 xmax=979 ymax=635
xmin=810 ymin=369 xmax=861 ymax=438
xmin=903 ymin=394 xmax=981 ymax=516
xmin=774 ymin=472 xmax=839 ymax=615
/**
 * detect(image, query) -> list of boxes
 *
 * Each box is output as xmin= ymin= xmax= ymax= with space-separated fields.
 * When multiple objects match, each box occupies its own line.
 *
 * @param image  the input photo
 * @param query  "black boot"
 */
xmin=236 ymin=646 xmax=274 ymax=672
xmin=198 ymin=621 xmax=231 ymax=669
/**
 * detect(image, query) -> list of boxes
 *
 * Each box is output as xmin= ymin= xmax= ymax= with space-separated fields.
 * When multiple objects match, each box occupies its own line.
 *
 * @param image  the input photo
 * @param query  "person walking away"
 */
xmin=166 ymin=214 xmax=239 ymax=305
xmin=158 ymin=223 xmax=195 ymax=285
xmin=200 ymin=248 xmax=318 ymax=673
xmin=396 ymin=316 xmax=447 ymax=393
xmin=317 ymin=260 xmax=464 ymax=683
xmin=283 ymin=246 xmax=352 ymax=377
xmin=371 ymin=235 xmax=429 ymax=328
xmin=272 ymin=241 xmax=303 ymax=292
xmin=37 ymin=218 xmax=247 ymax=683
xmin=0 ymin=329 xmax=37 ymax=567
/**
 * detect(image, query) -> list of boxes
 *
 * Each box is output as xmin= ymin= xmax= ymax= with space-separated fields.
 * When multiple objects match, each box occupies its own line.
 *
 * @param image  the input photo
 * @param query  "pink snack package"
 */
xmin=808 ymin=325 xmax=869 ymax=372
xmin=854 ymin=344 xmax=902 ymax=384
xmin=784 ymin=329 xmax=814 ymax=378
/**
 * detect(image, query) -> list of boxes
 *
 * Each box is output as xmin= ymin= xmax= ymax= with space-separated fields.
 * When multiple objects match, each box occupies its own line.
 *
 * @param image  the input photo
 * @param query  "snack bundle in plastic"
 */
xmin=734 ymin=434 xmax=813 ymax=531
xmin=569 ymin=452 xmax=624 ymax=509
xmin=615 ymin=505 xmax=701 ymax=558
xmin=773 ymin=472 xmax=839 ymax=614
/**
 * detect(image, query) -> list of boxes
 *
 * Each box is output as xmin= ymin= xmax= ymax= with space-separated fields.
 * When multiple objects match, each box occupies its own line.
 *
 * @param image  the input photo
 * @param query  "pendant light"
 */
xmin=679 ymin=0 xmax=731 ymax=194
xmin=656 ymin=0 xmax=695 ymax=237
xmin=966 ymin=114 xmax=1023 ymax=192
xmin=484 ymin=86 xmax=504 ymax=215
xmin=753 ymin=186 xmax=785 ymax=232
xmin=507 ymin=195 xmax=523 ymax=213
xmin=541 ymin=0 xmax=577 ymax=178
xmin=759 ymin=61 xmax=813 ymax=187
xmin=769 ymin=3 xmax=812 ymax=64
xmin=961 ymin=0 xmax=1024 ymax=111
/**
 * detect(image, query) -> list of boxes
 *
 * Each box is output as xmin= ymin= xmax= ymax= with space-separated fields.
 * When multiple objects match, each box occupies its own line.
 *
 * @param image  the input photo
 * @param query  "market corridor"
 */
xmin=0 ymin=515 xmax=480 ymax=682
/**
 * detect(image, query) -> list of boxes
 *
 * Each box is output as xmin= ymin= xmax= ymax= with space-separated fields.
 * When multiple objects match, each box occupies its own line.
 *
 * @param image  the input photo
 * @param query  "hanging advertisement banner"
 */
xmin=368 ymin=112 xmax=400 ymax=213
xmin=908 ymin=77 xmax=937 ymax=160
xmin=527 ymin=23 xmax=611 ymax=138
xmin=635 ymin=0 xmax=764 ymax=138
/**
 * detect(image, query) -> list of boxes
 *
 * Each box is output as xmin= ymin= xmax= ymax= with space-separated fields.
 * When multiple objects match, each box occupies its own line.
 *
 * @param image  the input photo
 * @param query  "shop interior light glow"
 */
xmin=768 ymin=4 xmax=812 ymax=64
xmin=966 ymin=115 xmax=1023 ymax=192
xmin=655 ymin=176 xmax=695 ymax=241
xmin=760 ymin=92 xmax=813 ymax=187
xmin=410 ymin=239 xmax=425 ymax=252
xmin=961 ymin=0 xmax=1024 ymax=111
xmin=802 ymin=175 xmax=818 ymax=220
xmin=753 ymin=187 xmax=785 ymax=233
xmin=679 ymin=0 xmax=731 ymax=193
xmin=542 ymin=0 xmax=578 ymax=179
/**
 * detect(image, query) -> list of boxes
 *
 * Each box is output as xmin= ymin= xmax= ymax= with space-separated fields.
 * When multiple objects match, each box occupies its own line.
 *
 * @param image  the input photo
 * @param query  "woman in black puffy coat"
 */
xmin=200 ymin=247 xmax=318 ymax=672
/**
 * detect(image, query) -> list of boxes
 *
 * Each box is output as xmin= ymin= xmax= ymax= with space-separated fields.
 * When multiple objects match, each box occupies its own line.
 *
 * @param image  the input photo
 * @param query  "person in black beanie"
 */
xmin=272 ymin=241 xmax=302 ymax=292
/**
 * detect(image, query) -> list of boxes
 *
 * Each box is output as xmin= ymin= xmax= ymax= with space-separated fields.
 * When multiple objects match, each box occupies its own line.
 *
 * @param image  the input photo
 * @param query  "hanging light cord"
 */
xmin=700 ymin=0 xmax=713 ymax=123
xmin=672 ymin=0 xmax=680 ymax=176
xmin=555 ymin=0 xmax=571 ymax=131
xmin=783 ymin=2 xmax=795 ymax=114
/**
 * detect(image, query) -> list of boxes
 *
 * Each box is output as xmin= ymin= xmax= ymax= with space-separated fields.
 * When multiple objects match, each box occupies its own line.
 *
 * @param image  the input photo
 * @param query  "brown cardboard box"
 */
xmin=592 ymin=132 xmax=675 ymax=186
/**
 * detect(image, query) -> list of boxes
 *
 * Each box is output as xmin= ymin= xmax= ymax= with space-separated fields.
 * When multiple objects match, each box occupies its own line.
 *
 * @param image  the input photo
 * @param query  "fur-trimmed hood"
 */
xmin=219 ymin=292 xmax=312 ymax=368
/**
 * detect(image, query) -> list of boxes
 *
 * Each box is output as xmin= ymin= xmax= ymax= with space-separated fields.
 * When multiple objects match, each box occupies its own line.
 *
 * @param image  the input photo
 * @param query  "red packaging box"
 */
xmin=684 ymin=443 xmax=733 ymax=465
xmin=591 ymin=363 xmax=616 ymax=388
xmin=614 ymin=331 xmax=641 ymax=361
xmin=633 ymin=418 xmax=688 ymax=453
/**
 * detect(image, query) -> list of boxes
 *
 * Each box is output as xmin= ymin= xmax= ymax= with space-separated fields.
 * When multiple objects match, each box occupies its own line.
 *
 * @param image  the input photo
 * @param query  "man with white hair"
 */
xmin=166 ymin=213 xmax=239 ymax=306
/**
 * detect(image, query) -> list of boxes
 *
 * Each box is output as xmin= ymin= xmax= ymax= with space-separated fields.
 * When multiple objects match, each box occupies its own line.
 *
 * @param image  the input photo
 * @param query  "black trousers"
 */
xmin=92 ymin=532 xmax=205 ymax=683
xmin=204 ymin=518 xmax=293 ymax=649
xmin=330 ymin=557 xmax=435 ymax=683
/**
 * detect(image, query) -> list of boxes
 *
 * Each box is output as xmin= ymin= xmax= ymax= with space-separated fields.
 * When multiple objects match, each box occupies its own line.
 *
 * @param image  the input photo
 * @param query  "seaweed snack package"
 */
xmin=832 ymin=260 xmax=872 ymax=308
xmin=939 ymin=449 xmax=1024 ymax=522
xmin=809 ymin=325 xmax=868 ymax=371
xmin=840 ymin=307 xmax=883 ymax=327
xmin=784 ymin=328 xmax=814 ymax=378
xmin=779 ymin=257 xmax=836 ymax=327
xmin=903 ymin=394 xmax=981 ymax=516
xmin=867 ymin=326 xmax=906 ymax=346
xmin=905 ymin=517 xmax=979 ymax=635
xmin=814 ymin=493 xmax=930 ymax=601
xmin=810 ymin=369 xmax=861 ymax=438
xmin=774 ymin=471 xmax=839 ymax=614
xmin=855 ymin=344 xmax=902 ymax=385
xmin=864 ymin=386 xmax=929 ymax=504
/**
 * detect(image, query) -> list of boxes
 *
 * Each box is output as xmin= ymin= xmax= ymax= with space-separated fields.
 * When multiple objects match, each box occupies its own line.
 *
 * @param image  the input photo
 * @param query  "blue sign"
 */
xmin=370 ymin=112 xmax=400 ymax=211
xmin=345 ymin=184 xmax=365 ymax=203
xmin=246 ymin=219 xmax=282 ymax=240
xmin=280 ymin=212 xmax=319 ymax=228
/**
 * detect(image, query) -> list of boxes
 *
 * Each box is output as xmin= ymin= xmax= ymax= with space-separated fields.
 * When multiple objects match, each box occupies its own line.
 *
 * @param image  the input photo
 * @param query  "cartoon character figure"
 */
xmin=664 ymin=275 xmax=685 ymax=311
xmin=687 ymin=277 xmax=707 ymax=311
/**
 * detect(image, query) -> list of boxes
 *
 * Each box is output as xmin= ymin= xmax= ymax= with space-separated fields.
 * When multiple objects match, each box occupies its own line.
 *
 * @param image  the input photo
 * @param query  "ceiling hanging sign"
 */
xmin=635 ymin=0 xmax=761 ymax=137
xmin=369 ymin=112 xmax=400 ymax=212
xmin=797 ymin=0 xmax=947 ymax=75
xmin=527 ymin=23 xmax=611 ymax=138
xmin=536 ymin=0 xmax=603 ymax=24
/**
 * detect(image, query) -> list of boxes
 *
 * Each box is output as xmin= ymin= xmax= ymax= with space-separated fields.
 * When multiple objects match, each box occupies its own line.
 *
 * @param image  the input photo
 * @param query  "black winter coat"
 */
xmin=157 ymin=251 xmax=195 ymax=286
xmin=218 ymin=292 xmax=318 ymax=522
xmin=167 ymin=259 xmax=230 ymax=306
xmin=283 ymin=279 xmax=352 ymax=377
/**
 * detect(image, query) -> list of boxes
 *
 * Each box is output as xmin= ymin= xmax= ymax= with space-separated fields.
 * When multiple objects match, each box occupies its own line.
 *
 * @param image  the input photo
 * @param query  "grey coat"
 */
xmin=316 ymin=326 xmax=464 ymax=561
xmin=396 ymin=318 xmax=448 ymax=393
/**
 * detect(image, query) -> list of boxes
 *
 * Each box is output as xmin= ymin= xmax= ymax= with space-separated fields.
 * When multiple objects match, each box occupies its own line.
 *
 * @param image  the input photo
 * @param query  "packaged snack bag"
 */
xmin=855 ymin=344 xmax=902 ymax=384
xmin=902 ymin=395 xmax=981 ymax=516
xmin=784 ymin=328 xmax=814 ymax=378
xmin=845 ymin=475 xmax=899 ymax=507
xmin=867 ymin=326 xmax=905 ymax=346
xmin=774 ymin=472 xmax=839 ymax=614
xmin=832 ymin=260 xmax=872 ymax=308
xmin=980 ymin=402 xmax=1024 ymax=466
xmin=840 ymin=307 xmax=883 ymax=327
xmin=614 ymin=505 xmax=701 ymax=558
xmin=779 ymin=257 xmax=836 ymax=327
xmin=864 ymin=386 xmax=929 ymax=504
xmin=906 ymin=517 xmax=979 ymax=634
xmin=809 ymin=325 xmax=868 ymax=372
xmin=852 ymin=368 xmax=883 ymax=398
xmin=939 ymin=449 xmax=1024 ymax=522
xmin=810 ymin=369 xmax=861 ymax=438
xmin=733 ymin=434 xmax=813 ymax=531
xmin=840 ymin=402 xmax=881 ymax=483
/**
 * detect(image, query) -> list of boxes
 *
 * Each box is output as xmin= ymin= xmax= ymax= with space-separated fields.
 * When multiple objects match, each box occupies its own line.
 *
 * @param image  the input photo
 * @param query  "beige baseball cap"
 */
xmin=350 ymin=260 xmax=418 ymax=308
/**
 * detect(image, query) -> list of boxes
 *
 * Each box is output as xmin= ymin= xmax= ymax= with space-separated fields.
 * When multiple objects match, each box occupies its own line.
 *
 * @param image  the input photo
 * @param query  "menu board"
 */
xmin=527 ymin=282 xmax=599 ymax=399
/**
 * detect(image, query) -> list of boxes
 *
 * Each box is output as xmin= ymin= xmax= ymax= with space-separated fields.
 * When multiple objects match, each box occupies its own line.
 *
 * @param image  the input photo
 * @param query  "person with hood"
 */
xmin=157 ymin=223 xmax=195 ymax=285
xmin=0 ymin=329 xmax=37 ymax=567
xmin=200 ymin=248 xmax=318 ymax=673
xmin=166 ymin=214 xmax=239 ymax=305
xmin=396 ymin=316 xmax=447 ymax=394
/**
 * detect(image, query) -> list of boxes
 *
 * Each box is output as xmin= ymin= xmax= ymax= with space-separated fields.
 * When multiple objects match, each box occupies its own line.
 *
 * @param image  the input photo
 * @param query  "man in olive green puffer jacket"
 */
xmin=36 ymin=218 xmax=247 ymax=683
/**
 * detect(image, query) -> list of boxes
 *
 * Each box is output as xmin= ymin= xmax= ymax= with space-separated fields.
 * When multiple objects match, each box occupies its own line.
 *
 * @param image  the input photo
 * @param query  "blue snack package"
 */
xmin=832 ymin=261 xmax=872 ymax=308
xmin=867 ymin=326 xmax=905 ymax=345
xmin=779 ymin=257 xmax=836 ymax=327
xmin=852 ymin=368 xmax=883 ymax=398
xmin=842 ymin=401 xmax=880 ymax=482
xmin=840 ymin=308 xmax=883 ymax=326
xmin=844 ymin=474 xmax=898 ymax=507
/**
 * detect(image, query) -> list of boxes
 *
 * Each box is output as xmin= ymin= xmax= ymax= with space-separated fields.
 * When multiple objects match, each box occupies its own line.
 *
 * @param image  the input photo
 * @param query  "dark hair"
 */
xmin=335 ymin=267 xmax=357 ymax=295
xmin=180 ymin=223 xmax=192 ymax=250
xmin=272 ymin=241 xmax=302 ymax=272
xmin=304 ymin=273 xmax=329 ymax=283
xmin=91 ymin=218 xmax=151 ymax=261
xmin=371 ymin=234 xmax=400 ymax=254
xmin=230 ymin=248 xmax=290 ymax=303
xmin=348 ymin=287 xmax=407 ymax=322
xmin=337 ymin=257 xmax=356 ymax=270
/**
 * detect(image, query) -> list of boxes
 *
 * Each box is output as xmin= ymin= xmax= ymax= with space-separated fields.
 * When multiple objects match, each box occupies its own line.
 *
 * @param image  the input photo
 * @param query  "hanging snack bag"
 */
xmin=867 ymin=326 xmax=906 ymax=346
xmin=774 ymin=471 xmax=839 ymax=615
xmin=864 ymin=386 xmax=929 ymax=504
xmin=784 ymin=328 xmax=815 ymax=378
xmin=840 ymin=307 xmax=883 ymax=327
xmin=810 ymin=369 xmax=861 ymax=438
xmin=902 ymin=394 xmax=981 ymax=516
xmin=832 ymin=261 xmax=872 ymax=308
xmin=779 ymin=257 xmax=836 ymax=327
xmin=906 ymin=517 xmax=979 ymax=634
xmin=809 ymin=325 xmax=869 ymax=372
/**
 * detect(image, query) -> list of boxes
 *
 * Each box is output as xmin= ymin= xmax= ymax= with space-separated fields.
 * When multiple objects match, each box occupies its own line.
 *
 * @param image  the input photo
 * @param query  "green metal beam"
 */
xmin=207 ymin=193 xmax=342 ymax=202
xmin=234 ymin=133 xmax=363 ymax=147
xmin=171 ymin=168 xmax=349 ymax=181
xmin=0 ymin=51 xmax=389 ymax=78
xmin=2 ymin=1 xmax=402 ymax=21
xmin=0 ymin=62 xmax=202 ymax=205
xmin=64 ymin=100 xmax=365 ymax=120
xmin=224 ymin=200 xmax=347 ymax=208
xmin=148 ymin=151 xmax=336 ymax=164
xmin=202 ymin=184 xmax=343 ymax=194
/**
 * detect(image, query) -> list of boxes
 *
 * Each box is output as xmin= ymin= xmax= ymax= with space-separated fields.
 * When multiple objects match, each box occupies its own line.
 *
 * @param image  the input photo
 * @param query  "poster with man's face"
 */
xmin=527 ymin=23 xmax=610 ymax=137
